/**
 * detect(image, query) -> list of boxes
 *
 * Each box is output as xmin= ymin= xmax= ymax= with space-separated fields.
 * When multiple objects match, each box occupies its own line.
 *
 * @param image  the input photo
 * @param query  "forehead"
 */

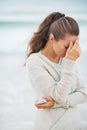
xmin=64 ymin=34 xmax=79 ymax=42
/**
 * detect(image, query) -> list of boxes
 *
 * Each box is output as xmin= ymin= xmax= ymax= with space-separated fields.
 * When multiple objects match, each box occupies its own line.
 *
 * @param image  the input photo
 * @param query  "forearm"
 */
xmin=53 ymin=91 xmax=87 ymax=109
xmin=68 ymin=91 xmax=87 ymax=107
xmin=49 ymin=58 xmax=75 ymax=104
xmin=53 ymin=63 xmax=87 ymax=109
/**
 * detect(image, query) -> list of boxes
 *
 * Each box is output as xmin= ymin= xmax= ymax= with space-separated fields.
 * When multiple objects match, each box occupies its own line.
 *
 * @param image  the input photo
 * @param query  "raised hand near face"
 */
xmin=65 ymin=40 xmax=81 ymax=61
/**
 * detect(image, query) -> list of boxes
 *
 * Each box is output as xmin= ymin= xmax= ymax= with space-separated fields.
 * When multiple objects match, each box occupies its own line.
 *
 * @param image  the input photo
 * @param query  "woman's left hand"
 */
xmin=35 ymin=96 xmax=55 ymax=109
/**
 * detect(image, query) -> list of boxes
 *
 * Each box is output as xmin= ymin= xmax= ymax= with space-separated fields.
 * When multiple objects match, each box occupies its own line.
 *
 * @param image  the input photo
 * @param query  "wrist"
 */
xmin=65 ymin=56 xmax=76 ymax=61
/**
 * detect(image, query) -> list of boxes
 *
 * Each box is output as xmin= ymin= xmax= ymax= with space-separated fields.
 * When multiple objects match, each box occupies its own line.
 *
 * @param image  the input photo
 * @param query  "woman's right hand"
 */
xmin=65 ymin=40 xmax=81 ymax=61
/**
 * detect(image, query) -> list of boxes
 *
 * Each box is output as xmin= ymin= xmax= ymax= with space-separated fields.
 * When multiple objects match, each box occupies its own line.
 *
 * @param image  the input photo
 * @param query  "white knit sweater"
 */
xmin=26 ymin=51 xmax=87 ymax=130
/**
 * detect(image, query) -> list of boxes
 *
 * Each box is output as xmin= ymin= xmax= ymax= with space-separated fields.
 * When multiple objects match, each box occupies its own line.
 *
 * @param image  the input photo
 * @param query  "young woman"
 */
xmin=26 ymin=12 xmax=87 ymax=130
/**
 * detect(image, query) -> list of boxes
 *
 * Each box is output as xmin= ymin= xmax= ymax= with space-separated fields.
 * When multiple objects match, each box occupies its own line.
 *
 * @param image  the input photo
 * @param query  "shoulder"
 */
xmin=26 ymin=53 xmax=46 ymax=77
xmin=26 ymin=52 xmax=43 ymax=68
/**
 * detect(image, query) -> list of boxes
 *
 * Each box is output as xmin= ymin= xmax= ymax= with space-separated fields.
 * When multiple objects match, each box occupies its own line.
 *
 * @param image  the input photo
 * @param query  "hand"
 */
xmin=35 ymin=96 xmax=55 ymax=109
xmin=65 ymin=40 xmax=81 ymax=61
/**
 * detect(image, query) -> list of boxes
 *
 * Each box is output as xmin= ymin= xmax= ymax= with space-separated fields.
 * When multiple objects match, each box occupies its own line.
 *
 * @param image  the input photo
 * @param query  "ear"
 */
xmin=49 ymin=33 xmax=54 ymax=42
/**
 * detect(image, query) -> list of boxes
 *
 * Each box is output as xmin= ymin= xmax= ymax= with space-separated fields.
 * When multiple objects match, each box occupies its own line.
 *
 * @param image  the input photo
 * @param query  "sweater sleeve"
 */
xmin=67 ymin=65 xmax=87 ymax=107
xmin=53 ymin=64 xmax=87 ymax=108
xmin=27 ymin=57 xmax=76 ymax=107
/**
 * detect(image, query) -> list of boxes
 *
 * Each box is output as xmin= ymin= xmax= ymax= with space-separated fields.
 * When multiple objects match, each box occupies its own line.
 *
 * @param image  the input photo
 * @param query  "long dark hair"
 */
xmin=26 ymin=12 xmax=79 ymax=58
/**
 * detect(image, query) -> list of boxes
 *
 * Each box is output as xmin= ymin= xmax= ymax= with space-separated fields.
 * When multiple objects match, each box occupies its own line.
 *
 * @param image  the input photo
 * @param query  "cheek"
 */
xmin=53 ymin=43 xmax=57 ymax=49
xmin=59 ymin=45 xmax=66 ymax=52
xmin=60 ymin=46 xmax=67 ymax=55
xmin=53 ymin=42 xmax=66 ymax=54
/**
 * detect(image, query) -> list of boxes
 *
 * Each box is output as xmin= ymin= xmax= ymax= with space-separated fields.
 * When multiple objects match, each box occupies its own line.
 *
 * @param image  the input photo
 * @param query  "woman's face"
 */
xmin=52 ymin=34 xmax=79 ymax=58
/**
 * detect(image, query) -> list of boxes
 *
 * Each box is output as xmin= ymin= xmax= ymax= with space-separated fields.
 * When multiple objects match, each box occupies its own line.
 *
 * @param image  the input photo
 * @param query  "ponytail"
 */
xmin=26 ymin=12 xmax=65 ymax=58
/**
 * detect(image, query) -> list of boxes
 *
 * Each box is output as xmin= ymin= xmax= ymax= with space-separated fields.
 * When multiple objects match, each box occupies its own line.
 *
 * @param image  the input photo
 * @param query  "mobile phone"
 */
xmin=36 ymin=98 xmax=47 ymax=104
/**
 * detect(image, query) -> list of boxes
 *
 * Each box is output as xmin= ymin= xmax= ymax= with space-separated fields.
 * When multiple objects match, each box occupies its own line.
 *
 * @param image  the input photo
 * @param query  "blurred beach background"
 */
xmin=0 ymin=0 xmax=87 ymax=130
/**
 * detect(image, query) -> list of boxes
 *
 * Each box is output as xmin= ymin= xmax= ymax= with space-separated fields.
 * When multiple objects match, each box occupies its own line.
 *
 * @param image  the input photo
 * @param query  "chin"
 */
xmin=61 ymin=55 xmax=65 ymax=58
xmin=63 ymin=53 xmax=66 ymax=57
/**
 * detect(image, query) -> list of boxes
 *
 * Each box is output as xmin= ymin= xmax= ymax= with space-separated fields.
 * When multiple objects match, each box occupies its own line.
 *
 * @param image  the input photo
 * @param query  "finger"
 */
xmin=74 ymin=42 xmax=80 ymax=49
xmin=68 ymin=41 xmax=73 ymax=51
xmin=43 ymin=96 xmax=55 ymax=102
xmin=43 ymin=96 xmax=52 ymax=101
xmin=35 ymin=103 xmax=48 ymax=109
xmin=74 ymin=40 xmax=80 ymax=46
xmin=73 ymin=42 xmax=78 ymax=48
xmin=35 ymin=100 xmax=47 ymax=107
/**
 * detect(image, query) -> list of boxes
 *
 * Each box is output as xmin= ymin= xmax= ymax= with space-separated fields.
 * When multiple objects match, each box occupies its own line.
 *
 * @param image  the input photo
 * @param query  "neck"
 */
xmin=41 ymin=42 xmax=60 ymax=64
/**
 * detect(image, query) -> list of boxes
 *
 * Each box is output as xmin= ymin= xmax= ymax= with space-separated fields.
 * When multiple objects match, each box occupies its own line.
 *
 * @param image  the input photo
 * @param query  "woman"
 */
xmin=26 ymin=12 xmax=87 ymax=130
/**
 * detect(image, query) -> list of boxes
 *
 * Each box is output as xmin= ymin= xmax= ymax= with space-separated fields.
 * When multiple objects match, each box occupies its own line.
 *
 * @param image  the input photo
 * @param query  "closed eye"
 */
xmin=65 ymin=45 xmax=69 ymax=49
